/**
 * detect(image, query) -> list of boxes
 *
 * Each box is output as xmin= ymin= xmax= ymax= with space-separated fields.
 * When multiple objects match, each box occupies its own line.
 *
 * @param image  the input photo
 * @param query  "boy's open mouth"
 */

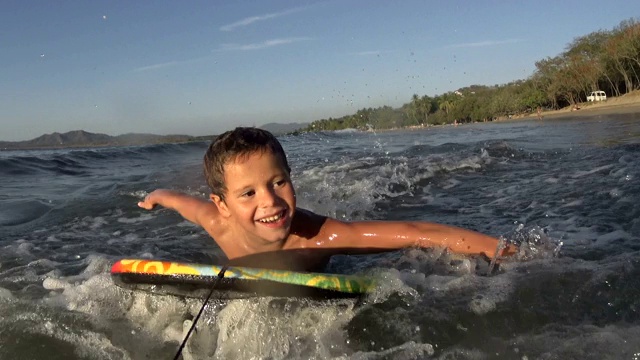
xmin=257 ymin=210 xmax=287 ymax=224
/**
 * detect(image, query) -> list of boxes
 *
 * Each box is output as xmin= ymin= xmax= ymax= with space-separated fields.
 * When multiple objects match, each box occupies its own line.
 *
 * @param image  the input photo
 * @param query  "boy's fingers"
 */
xmin=138 ymin=201 xmax=152 ymax=209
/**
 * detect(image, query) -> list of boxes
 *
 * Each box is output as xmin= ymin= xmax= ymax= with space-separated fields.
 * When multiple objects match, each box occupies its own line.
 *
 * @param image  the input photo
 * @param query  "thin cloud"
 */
xmin=447 ymin=39 xmax=523 ymax=48
xmin=220 ymin=7 xmax=303 ymax=31
xmin=132 ymin=56 xmax=213 ymax=72
xmin=134 ymin=37 xmax=311 ymax=71
xmin=218 ymin=37 xmax=311 ymax=51
xmin=133 ymin=61 xmax=179 ymax=72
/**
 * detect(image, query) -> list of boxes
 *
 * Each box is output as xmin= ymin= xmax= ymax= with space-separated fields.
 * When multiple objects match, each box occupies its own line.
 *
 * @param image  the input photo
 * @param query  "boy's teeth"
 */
xmin=259 ymin=212 xmax=282 ymax=223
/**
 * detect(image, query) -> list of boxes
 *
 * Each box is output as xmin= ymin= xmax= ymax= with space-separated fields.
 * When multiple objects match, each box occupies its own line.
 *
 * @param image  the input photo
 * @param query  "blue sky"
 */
xmin=2 ymin=0 xmax=639 ymax=141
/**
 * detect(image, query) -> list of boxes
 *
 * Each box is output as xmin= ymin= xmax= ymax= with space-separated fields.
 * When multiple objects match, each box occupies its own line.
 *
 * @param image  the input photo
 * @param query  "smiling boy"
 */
xmin=138 ymin=127 xmax=514 ymax=271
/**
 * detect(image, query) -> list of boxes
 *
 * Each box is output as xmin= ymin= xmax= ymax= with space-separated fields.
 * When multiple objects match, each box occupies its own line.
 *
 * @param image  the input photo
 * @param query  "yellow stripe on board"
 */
xmin=166 ymin=262 xmax=201 ymax=275
xmin=306 ymin=275 xmax=342 ymax=290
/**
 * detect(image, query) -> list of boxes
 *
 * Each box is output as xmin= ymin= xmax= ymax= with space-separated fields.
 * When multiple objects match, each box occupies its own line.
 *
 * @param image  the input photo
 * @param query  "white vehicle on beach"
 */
xmin=587 ymin=90 xmax=607 ymax=101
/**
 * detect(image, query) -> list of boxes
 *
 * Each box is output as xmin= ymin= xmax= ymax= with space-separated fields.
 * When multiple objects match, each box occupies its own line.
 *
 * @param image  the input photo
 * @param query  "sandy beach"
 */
xmin=521 ymin=90 xmax=640 ymax=120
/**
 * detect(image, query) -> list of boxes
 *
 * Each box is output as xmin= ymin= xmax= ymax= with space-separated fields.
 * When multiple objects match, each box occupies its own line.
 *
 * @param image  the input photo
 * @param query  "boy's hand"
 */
xmin=135 ymin=189 xmax=212 ymax=227
xmin=137 ymin=190 xmax=163 ymax=210
xmin=137 ymin=197 xmax=155 ymax=210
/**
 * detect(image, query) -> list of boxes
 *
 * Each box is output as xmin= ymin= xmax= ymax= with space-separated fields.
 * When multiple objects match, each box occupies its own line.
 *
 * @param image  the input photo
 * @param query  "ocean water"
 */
xmin=1 ymin=115 xmax=639 ymax=359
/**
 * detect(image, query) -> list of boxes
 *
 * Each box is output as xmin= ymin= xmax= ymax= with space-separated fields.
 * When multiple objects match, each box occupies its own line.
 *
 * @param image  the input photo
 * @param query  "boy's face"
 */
xmin=213 ymin=150 xmax=296 ymax=248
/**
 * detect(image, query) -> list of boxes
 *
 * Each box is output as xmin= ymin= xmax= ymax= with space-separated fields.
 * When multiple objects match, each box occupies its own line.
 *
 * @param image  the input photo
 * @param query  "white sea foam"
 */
xmin=510 ymin=324 xmax=640 ymax=359
xmin=0 ymin=287 xmax=14 ymax=300
xmin=212 ymin=297 xmax=356 ymax=359
xmin=42 ymin=277 xmax=71 ymax=290
xmin=571 ymin=164 xmax=614 ymax=178
xmin=117 ymin=213 xmax=154 ymax=224
xmin=366 ymin=268 xmax=419 ymax=303
xmin=16 ymin=240 xmax=35 ymax=256
xmin=40 ymin=320 xmax=132 ymax=359
xmin=346 ymin=341 xmax=435 ymax=359
xmin=560 ymin=199 xmax=584 ymax=207
xmin=44 ymin=268 xmax=193 ymax=357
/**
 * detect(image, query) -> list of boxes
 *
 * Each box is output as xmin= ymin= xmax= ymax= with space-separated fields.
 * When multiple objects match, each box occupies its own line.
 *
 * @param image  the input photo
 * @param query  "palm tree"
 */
xmin=439 ymin=99 xmax=453 ymax=114
xmin=419 ymin=95 xmax=433 ymax=123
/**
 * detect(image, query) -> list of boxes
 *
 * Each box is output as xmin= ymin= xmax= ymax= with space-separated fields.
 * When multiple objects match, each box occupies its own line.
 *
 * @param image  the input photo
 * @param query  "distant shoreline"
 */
xmin=504 ymin=90 xmax=640 ymax=122
xmin=4 ymin=93 xmax=639 ymax=150
xmin=350 ymin=92 xmax=640 ymax=134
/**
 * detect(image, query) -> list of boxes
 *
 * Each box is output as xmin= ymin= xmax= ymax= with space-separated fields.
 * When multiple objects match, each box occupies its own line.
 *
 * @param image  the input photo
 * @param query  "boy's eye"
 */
xmin=274 ymin=179 xmax=286 ymax=187
xmin=242 ymin=190 xmax=255 ymax=197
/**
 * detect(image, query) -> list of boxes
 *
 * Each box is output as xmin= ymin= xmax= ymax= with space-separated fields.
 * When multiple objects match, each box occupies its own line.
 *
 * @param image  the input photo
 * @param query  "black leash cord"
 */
xmin=173 ymin=265 xmax=228 ymax=360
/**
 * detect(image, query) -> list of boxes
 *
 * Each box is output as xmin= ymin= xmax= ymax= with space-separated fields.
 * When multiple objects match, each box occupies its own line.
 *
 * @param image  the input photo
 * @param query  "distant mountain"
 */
xmin=0 ymin=125 xmax=306 ymax=150
xmin=260 ymin=122 xmax=309 ymax=135
xmin=0 ymin=130 xmax=197 ymax=150
xmin=26 ymin=130 xmax=113 ymax=147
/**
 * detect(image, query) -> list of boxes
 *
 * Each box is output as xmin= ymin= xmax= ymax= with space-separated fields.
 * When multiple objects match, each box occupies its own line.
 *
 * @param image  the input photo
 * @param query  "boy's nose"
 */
xmin=259 ymin=188 xmax=277 ymax=207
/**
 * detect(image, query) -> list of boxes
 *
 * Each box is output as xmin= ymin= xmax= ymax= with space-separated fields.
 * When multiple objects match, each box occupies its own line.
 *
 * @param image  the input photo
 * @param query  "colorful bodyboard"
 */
xmin=111 ymin=259 xmax=376 ymax=299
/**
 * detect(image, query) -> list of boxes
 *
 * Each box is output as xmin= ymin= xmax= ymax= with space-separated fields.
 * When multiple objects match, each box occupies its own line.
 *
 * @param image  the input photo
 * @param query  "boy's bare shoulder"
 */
xmin=290 ymin=208 xmax=353 ymax=240
xmin=290 ymin=208 xmax=327 ymax=238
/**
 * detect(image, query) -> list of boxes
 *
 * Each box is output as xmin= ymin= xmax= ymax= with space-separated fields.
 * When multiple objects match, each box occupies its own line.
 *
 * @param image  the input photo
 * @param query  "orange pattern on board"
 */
xmin=113 ymin=259 xmax=201 ymax=275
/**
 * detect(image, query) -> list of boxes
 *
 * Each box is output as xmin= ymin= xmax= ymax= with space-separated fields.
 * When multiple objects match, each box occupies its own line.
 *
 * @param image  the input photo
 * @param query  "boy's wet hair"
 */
xmin=203 ymin=127 xmax=291 ymax=198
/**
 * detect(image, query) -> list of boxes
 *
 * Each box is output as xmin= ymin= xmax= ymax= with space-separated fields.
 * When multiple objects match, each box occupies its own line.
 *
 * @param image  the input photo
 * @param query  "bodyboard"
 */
xmin=111 ymin=258 xmax=376 ymax=299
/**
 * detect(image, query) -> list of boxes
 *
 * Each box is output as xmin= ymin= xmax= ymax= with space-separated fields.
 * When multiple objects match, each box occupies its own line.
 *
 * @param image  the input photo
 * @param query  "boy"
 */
xmin=138 ymin=127 xmax=514 ymax=271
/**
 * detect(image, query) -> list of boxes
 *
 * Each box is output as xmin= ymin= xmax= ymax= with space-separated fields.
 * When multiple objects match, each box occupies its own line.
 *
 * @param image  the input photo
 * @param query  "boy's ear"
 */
xmin=210 ymin=194 xmax=231 ymax=218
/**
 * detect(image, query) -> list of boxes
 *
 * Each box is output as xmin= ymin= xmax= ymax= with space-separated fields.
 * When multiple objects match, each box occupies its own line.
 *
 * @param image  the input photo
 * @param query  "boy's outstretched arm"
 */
xmin=318 ymin=218 xmax=515 ymax=259
xmin=137 ymin=189 xmax=218 ymax=226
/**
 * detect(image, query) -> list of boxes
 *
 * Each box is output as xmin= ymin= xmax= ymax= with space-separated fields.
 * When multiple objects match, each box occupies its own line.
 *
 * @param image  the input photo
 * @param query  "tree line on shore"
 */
xmin=301 ymin=18 xmax=640 ymax=132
